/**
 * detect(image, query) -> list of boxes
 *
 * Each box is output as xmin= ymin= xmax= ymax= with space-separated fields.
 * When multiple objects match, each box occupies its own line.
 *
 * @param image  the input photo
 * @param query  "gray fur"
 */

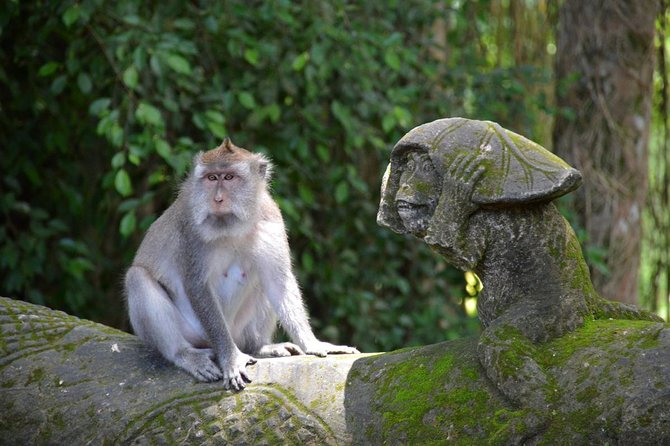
xmin=125 ymin=148 xmax=359 ymax=390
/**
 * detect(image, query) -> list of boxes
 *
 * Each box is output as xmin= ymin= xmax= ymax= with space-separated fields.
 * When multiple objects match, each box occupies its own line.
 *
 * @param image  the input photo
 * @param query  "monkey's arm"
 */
xmin=254 ymin=221 xmax=359 ymax=356
xmin=183 ymin=270 xmax=256 ymax=390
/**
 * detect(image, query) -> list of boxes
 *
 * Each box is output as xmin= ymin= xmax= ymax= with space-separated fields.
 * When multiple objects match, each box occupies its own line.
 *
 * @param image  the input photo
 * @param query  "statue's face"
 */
xmin=394 ymin=151 xmax=440 ymax=237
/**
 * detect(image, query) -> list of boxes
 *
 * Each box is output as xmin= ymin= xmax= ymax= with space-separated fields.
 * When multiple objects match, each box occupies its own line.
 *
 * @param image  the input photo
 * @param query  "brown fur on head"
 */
xmin=200 ymin=138 xmax=254 ymax=164
xmin=193 ymin=138 xmax=271 ymax=181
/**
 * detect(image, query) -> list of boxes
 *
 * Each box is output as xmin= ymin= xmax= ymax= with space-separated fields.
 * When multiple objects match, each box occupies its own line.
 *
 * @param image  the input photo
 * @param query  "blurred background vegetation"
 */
xmin=1 ymin=0 xmax=668 ymax=352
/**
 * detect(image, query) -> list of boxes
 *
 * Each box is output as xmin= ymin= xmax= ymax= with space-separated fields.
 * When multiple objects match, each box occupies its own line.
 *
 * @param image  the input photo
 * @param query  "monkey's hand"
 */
xmin=220 ymin=350 xmax=257 ymax=390
xmin=303 ymin=341 xmax=360 ymax=357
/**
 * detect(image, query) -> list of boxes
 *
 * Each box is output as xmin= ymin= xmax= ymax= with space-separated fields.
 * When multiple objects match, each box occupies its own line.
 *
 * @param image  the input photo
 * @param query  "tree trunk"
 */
xmin=553 ymin=0 xmax=659 ymax=304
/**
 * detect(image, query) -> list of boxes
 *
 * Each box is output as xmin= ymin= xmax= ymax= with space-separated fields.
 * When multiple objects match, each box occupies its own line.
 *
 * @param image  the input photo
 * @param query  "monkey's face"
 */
xmin=202 ymin=169 xmax=241 ymax=216
xmin=198 ymin=163 xmax=258 ymax=222
xmin=394 ymin=151 xmax=440 ymax=237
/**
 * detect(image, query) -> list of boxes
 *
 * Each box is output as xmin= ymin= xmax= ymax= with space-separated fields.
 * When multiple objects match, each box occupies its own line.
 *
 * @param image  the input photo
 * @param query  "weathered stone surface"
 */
xmin=0 ymin=297 xmax=350 ymax=445
xmin=346 ymin=319 xmax=670 ymax=445
xmin=376 ymin=117 xmax=669 ymax=444
xmin=3 ymin=296 xmax=670 ymax=445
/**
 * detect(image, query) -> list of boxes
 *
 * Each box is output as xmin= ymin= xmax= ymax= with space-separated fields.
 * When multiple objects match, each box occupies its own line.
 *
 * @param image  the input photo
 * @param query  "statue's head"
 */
xmin=377 ymin=117 xmax=582 ymax=268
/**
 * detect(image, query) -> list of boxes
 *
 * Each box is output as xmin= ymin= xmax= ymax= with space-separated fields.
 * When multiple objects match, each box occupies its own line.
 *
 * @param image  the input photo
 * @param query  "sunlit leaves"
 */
xmin=384 ymin=49 xmax=401 ymax=71
xmin=38 ymin=62 xmax=60 ymax=77
xmin=292 ymin=51 xmax=310 ymax=71
xmin=334 ymin=182 xmax=349 ymax=204
xmin=89 ymin=98 xmax=111 ymax=116
xmin=119 ymin=211 xmax=136 ymax=237
xmin=135 ymin=102 xmax=163 ymax=127
xmin=238 ymin=91 xmax=256 ymax=109
xmin=244 ymin=48 xmax=260 ymax=66
xmin=122 ymin=66 xmax=139 ymax=89
xmin=77 ymin=73 xmax=92 ymax=93
xmin=114 ymin=169 xmax=133 ymax=197
xmin=62 ymin=4 xmax=80 ymax=27
xmin=165 ymin=53 xmax=191 ymax=75
xmin=154 ymin=138 xmax=171 ymax=160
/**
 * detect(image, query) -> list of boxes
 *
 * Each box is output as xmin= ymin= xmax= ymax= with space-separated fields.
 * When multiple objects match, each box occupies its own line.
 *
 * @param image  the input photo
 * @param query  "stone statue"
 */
xmin=377 ymin=117 xmax=663 ymax=435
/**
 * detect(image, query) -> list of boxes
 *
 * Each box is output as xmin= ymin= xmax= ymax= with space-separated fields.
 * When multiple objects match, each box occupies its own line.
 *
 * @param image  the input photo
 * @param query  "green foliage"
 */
xmin=0 ymin=0 xmax=553 ymax=350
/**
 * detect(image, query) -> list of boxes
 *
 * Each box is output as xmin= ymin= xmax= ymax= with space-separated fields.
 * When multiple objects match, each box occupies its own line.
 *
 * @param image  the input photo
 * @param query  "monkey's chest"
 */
xmin=210 ymin=261 xmax=261 ymax=315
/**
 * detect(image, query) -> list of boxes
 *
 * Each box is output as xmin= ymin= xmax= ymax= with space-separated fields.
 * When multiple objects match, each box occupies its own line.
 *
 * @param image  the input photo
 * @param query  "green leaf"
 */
xmin=77 ymin=72 xmax=92 ymax=93
xmin=123 ymin=66 xmax=138 ymax=89
xmin=136 ymin=102 xmax=164 ymax=127
xmin=114 ymin=169 xmax=133 ymax=197
xmin=291 ymin=52 xmax=309 ymax=71
xmin=384 ymin=49 xmax=401 ymax=71
xmin=335 ymin=182 xmax=349 ymax=204
xmin=393 ymin=105 xmax=412 ymax=128
xmin=165 ymin=53 xmax=192 ymax=75
xmin=155 ymin=139 xmax=171 ymax=159
xmin=206 ymin=121 xmax=227 ymax=139
xmin=244 ymin=48 xmax=260 ymax=66
xmin=62 ymin=5 xmax=80 ymax=27
xmin=238 ymin=91 xmax=256 ymax=109
xmin=110 ymin=125 xmax=124 ymax=147
xmin=331 ymin=101 xmax=353 ymax=129
xmin=301 ymin=251 xmax=314 ymax=273
xmin=205 ymin=110 xmax=226 ymax=124
xmin=111 ymin=152 xmax=126 ymax=169
xmin=38 ymin=62 xmax=59 ymax=77
xmin=265 ymin=103 xmax=281 ymax=123
xmin=382 ymin=114 xmax=396 ymax=133
xmin=148 ymin=171 xmax=167 ymax=185
xmin=118 ymin=198 xmax=139 ymax=213
xmin=119 ymin=211 xmax=136 ymax=237
xmin=298 ymin=184 xmax=314 ymax=205
xmin=173 ymin=18 xmax=195 ymax=30
xmin=123 ymin=15 xmax=141 ymax=26
xmin=89 ymin=98 xmax=111 ymax=116
xmin=316 ymin=144 xmax=330 ymax=162
xmin=51 ymin=75 xmax=67 ymax=95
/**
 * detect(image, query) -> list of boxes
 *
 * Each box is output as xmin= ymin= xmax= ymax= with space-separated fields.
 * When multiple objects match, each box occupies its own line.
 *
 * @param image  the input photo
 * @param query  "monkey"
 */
xmin=125 ymin=138 xmax=359 ymax=390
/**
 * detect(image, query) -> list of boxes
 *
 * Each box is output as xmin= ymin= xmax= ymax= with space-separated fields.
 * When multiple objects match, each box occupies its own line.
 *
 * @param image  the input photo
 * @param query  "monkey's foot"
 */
xmin=255 ymin=342 xmax=305 ymax=358
xmin=220 ymin=351 xmax=256 ymax=391
xmin=175 ymin=347 xmax=223 ymax=382
xmin=303 ymin=341 xmax=360 ymax=357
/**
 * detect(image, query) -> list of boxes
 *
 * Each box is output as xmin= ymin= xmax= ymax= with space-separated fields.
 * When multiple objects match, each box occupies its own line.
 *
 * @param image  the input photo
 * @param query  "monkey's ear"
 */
xmin=259 ymin=161 xmax=268 ymax=179
xmin=257 ymin=157 xmax=272 ymax=180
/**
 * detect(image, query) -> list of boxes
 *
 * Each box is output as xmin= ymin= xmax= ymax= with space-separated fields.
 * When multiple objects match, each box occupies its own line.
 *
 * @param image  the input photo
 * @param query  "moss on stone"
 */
xmin=25 ymin=366 xmax=45 ymax=385
xmin=351 ymin=317 xmax=670 ymax=445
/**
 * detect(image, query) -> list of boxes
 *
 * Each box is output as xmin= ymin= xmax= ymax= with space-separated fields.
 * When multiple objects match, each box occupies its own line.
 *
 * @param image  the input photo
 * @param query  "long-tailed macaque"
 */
xmin=125 ymin=138 xmax=359 ymax=390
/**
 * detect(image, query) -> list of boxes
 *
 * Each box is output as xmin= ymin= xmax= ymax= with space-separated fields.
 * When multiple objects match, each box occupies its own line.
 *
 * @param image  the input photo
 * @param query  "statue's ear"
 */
xmin=470 ymin=122 xmax=582 ymax=206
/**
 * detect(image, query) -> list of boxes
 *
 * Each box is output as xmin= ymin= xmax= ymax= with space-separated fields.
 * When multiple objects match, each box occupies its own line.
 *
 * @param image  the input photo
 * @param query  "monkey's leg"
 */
xmin=255 ymin=342 xmax=305 ymax=357
xmin=126 ymin=266 xmax=223 ymax=382
xmin=237 ymin=305 xmax=306 ymax=357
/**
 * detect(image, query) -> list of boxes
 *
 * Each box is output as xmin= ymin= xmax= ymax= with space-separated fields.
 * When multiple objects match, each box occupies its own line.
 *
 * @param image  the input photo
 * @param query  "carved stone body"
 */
xmin=377 ymin=117 xmax=662 ymax=431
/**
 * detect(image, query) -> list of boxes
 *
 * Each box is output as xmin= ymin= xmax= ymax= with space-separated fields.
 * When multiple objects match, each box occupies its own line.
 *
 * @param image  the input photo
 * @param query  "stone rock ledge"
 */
xmin=3 ymin=297 xmax=670 ymax=445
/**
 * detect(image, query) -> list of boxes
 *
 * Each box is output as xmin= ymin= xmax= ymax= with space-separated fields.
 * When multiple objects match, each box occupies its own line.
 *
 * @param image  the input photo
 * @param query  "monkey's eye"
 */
xmin=422 ymin=161 xmax=433 ymax=172
xmin=223 ymin=174 xmax=235 ymax=181
xmin=207 ymin=174 xmax=218 ymax=181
